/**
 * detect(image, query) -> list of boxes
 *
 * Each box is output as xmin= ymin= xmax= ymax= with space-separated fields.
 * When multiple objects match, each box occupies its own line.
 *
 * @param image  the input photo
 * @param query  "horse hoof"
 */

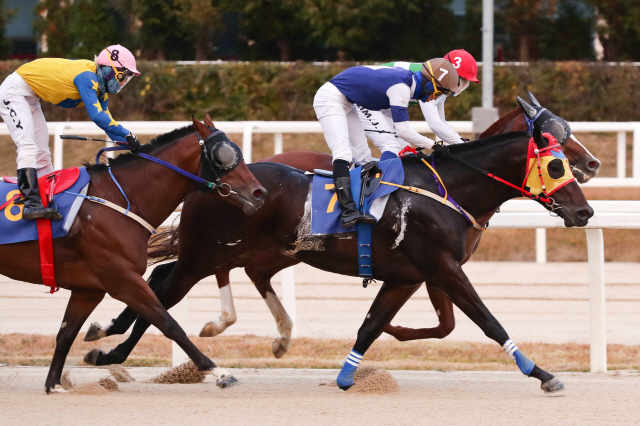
xmin=216 ymin=375 xmax=239 ymax=388
xmin=199 ymin=322 xmax=221 ymax=337
xmin=338 ymin=383 xmax=353 ymax=391
xmin=271 ymin=340 xmax=289 ymax=359
xmin=541 ymin=377 xmax=565 ymax=394
xmin=47 ymin=385 xmax=67 ymax=394
xmin=83 ymin=348 xmax=105 ymax=366
xmin=84 ymin=322 xmax=104 ymax=342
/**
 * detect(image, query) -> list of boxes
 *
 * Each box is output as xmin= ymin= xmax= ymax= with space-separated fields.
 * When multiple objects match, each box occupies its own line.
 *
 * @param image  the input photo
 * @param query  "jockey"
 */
xmin=357 ymin=49 xmax=479 ymax=159
xmin=0 ymin=44 xmax=141 ymax=221
xmin=314 ymin=58 xmax=461 ymax=228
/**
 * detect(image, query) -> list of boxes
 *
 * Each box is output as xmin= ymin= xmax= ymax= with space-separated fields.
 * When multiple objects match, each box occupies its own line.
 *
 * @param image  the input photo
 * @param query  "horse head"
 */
xmin=517 ymin=93 xmax=601 ymax=182
xmin=192 ymin=115 xmax=267 ymax=215
xmin=528 ymin=128 xmax=594 ymax=227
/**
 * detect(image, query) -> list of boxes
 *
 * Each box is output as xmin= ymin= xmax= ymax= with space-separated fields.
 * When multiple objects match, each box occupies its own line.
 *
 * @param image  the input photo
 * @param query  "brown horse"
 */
xmin=1 ymin=116 xmax=266 ymax=393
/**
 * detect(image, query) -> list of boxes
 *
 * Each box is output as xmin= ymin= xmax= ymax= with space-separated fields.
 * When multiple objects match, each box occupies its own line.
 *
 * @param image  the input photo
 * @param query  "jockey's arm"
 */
xmin=387 ymin=84 xmax=435 ymax=150
xmin=419 ymin=96 xmax=463 ymax=144
xmin=74 ymin=72 xmax=130 ymax=142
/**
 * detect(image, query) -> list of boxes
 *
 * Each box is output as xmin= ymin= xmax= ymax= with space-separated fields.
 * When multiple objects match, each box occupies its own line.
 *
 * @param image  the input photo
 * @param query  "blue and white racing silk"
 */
xmin=330 ymin=66 xmax=433 ymax=149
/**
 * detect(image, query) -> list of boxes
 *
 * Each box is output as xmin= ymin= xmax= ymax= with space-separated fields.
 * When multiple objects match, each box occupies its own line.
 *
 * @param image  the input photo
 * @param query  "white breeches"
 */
xmin=355 ymin=106 xmax=410 ymax=154
xmin=0 ymin=73 xmax=52 ymax=175
xmin=313 ymin=82 xmax=372 ymax=165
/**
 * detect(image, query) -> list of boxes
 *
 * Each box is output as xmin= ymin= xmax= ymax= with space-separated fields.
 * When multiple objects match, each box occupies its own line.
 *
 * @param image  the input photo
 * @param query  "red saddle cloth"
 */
xmin=2 ymin=168 xmax=82 ymax=294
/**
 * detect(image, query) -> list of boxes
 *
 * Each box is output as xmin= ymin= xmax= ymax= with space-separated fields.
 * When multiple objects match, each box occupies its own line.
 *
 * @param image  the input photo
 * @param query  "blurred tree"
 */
xmin=0 ymin=0 xmax=16 ymax=59
xmin=585 ymin=0 xmax=640 ymax=60
xmin=540 ymin=0 xmax=594 ymax=60
xmin=174 ymin=0 xmax=224 ymax=60
xmin=33 ymin=0 xmax=73 ymax=57
xmin=235 ymin=0 xmax=311 ymax=61
xmin=497 ymin=0 xmax=558 ymax=61
xmin=68 ymin=0 xmax=119 ymax=59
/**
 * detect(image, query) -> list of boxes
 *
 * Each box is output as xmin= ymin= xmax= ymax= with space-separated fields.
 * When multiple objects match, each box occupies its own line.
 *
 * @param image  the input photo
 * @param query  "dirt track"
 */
xmin=1 ymin=366 xmax=639 ymax=425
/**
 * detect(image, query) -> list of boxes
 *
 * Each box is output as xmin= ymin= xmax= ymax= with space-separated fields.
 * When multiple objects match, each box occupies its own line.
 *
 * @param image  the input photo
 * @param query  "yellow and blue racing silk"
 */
xmin=16 ymin=58 xmax=129 ymax=142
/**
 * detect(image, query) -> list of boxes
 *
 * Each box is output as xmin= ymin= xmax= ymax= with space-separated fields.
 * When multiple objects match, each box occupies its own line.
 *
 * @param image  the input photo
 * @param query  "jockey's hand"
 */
xmin=460 ymin=137 xmax=471 ymax=143
xmin=125 ymin=132 xmax=141 ymax=152
xmin=432 ymin=140 xmax=449 ymax=155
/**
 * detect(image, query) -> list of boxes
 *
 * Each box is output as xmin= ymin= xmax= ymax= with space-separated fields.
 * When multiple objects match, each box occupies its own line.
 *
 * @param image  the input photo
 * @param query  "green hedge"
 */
xmin=0 ymin=61 xmax=638 ymax=123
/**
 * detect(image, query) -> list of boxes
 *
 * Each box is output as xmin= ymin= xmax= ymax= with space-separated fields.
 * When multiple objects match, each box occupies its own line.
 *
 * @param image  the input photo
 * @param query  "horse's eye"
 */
xmin=547 ymin=159 xmax=565 ymax=179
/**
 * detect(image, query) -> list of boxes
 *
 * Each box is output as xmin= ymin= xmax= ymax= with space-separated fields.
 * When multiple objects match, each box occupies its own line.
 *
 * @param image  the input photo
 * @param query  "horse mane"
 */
xmin=448 ymin=130 xmax=529 ymax=155
xmin=84 ymin=125 xmax=195 ymax=171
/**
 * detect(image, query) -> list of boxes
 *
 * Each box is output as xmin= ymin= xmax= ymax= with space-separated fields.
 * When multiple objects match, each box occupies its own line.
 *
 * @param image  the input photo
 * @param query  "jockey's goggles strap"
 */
xmin=424 ymin=62 xmax=445 ymax=98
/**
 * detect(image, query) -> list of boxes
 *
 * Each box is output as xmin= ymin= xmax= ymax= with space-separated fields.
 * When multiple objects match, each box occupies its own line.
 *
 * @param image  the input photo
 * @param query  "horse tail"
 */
xmin=147 ymin=227 xmax=180 ymax=264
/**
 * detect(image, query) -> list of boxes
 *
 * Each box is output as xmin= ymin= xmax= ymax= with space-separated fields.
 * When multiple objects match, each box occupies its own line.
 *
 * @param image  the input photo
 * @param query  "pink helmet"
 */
xmin=445 ymin=49 xmax=478 ymax=83
xmin=97 ymin=45 xmax=140 ymax=76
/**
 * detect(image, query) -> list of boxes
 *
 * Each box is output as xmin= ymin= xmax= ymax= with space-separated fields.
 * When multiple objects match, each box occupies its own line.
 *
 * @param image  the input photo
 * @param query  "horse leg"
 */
xmin=84 ymin=261 xmax=176 ymax=341
xmin=430 ymin=263 xmax=564 ymax=394
xmin=384 ymin=284 xmax=456 ymax=341
xmin=199 ymin=271 xmax=237 ymax=337
xmin=245 ymin=265 xmax=294 ymax=359
xmin=45 ymin=290 xmax=105 ymax=394
xmin=336 ymin=282 xmax=421 ymax=390
xmin=95 ymin=272 xmax=237 ymax=387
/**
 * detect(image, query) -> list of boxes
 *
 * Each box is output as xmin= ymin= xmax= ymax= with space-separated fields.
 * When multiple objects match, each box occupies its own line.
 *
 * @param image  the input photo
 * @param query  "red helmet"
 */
xmin=445 ymin=49 xmax=478 ymax=83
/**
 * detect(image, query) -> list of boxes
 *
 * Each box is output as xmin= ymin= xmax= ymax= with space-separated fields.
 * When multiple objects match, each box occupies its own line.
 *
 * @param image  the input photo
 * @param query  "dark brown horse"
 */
xmin=0 ymin=116 xmax=266 ymax=393
xmin=86 ymin=96 xmax=601 ymax=354
xmin=83 ymin=105 xmax=593 ymax=394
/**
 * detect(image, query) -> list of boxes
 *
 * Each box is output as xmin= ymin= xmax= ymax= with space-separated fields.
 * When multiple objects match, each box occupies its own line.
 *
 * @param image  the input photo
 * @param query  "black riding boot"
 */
xmin=334 ymin=176 xmax=376 ymax=228
xmin=16 ymin=168 xmax=63 ymax=221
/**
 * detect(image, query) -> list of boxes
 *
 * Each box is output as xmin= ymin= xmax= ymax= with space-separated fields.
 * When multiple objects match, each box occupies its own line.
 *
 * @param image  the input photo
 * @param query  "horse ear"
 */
xmin=516 ymin=96 xmax=537 ymax=119
xmin=204 ymin=114 xmax=215 ymax=128
xmin=528 ymin=91 xmax=542 ymax=107
xmin=191 ymin=115 xmax=209 ymax=136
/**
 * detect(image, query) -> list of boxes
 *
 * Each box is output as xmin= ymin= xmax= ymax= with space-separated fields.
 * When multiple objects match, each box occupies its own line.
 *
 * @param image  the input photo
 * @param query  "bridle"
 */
xmin=427 ymin=133 xmax=572 ymax=213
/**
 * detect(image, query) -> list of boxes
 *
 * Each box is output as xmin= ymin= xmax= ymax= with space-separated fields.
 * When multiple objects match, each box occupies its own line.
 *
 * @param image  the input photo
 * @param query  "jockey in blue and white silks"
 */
xmin=357 ymin=49 xmax=479 ymax=157
xmin=313 ymin=58 xmax=461 ymax=228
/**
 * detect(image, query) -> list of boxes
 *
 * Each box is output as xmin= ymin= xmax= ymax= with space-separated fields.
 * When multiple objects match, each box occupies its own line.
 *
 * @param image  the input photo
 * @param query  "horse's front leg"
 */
xmin=336 ymin=282 xmax=421 ymax=390
xmin=384 ymin=284 xmax=456 ymax=341
xmin=430 ymin=258 xmax=564 ymax=394
xmin=84 ymin=261 xmax=176 ymax=341
xmin=199 ymin=271 xmax=238 ymax=337
xmin=45 ymin=290 xmax=105 ymax=394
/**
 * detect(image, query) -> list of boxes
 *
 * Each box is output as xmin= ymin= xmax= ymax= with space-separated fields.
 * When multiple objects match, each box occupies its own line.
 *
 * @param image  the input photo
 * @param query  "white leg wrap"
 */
xmin=345 ymin=350 xmax=363 ymax=367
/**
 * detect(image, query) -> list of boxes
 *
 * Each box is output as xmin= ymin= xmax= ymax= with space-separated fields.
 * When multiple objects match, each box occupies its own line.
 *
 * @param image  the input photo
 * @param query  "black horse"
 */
xmin=84 ymin=113 xmax=592 ymax=393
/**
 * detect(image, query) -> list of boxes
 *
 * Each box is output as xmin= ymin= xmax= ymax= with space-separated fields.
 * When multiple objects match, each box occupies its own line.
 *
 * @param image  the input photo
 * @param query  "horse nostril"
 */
xmin=253 ymin=188 xmax=267 ymax=200
xmin=577 ymin=207 xmax=594 ymax=220
xmin=588 ymin=160 xmax=600 ymax=171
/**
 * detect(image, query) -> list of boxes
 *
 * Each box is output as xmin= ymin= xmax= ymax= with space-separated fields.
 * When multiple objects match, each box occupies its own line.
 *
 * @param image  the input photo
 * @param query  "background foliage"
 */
xmin=0 ymin=60 xmax=636 ymax=122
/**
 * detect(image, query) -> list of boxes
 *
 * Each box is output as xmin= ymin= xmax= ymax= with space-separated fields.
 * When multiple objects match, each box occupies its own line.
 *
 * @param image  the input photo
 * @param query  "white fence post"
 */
xmin=242 ymin=122 xmax=254 ymax=164
xmin=53 ymin=124 xmax=66 ymax=171
xmin=274 ymin=132 xmax=284 ymax=155
xmin=170 ymin=297 xmax=189 ymax=366
xmin=634 ymin=124 xmax=640 ymax=179
xmin=535 ymin=228 xmax=546 ymax=264
xmin=585 ymin=228 xmax=607 ymax=373
xmin=617 ymin=131 xmax=626 ymax=179
xmin=281 ymin=266 xmax=297 ymax=338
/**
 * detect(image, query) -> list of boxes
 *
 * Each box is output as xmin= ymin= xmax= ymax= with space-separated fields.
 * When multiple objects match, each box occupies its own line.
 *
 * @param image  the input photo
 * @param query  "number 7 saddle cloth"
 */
xmin=310 ymin=158 xmax=404 ymax=235
xmin=0 ymin=167 xmax=90 ymax=245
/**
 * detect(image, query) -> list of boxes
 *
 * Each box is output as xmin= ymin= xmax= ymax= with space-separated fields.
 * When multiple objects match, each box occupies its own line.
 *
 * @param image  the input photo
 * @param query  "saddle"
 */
xmin=314 ymin=161 xmax=384 ymax=198
xmin=3 ymin=167 xmax=81 ymax=205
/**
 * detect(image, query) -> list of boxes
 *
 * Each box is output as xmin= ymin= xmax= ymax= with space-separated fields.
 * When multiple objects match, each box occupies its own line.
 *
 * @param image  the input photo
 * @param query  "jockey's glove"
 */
xmin=125 ymin=132 xmax=141 ymax=152
xmin=460 ymin=138 xmax=471 ymax=143
xmin=431 ymin=140 xmax=449 ymax=155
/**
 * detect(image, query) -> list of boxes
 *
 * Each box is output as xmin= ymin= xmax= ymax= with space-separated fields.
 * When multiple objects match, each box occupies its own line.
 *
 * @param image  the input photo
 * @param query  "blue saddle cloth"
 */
xmin=311 ymin=158 xmax=404 ymax=235
xmin=0 ymin=168 xmax=90 ymax=245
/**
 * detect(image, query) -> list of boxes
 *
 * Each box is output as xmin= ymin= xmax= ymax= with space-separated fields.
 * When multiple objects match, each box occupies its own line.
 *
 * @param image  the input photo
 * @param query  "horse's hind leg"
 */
xmin=245 ymin=262 xmax=297 ymax=359
xmin=336 ymin=282 xmax=421 ymax=390
xmin=45 ymin=290 xmax=105 ymax=394
xmin=430 ymin=262 xmax=564 ymax=394
xmin=199 ymin=271 xmax=237 ymax=337
xmin=84 ymin=261 xmax=176 ymax=341
xmin=384 ymin=284 xmax=456 ymax=341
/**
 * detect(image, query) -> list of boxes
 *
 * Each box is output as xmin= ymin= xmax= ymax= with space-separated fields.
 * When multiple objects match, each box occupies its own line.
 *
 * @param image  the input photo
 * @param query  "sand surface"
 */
xmin=1 ymin=366 xmax=639 ymax=426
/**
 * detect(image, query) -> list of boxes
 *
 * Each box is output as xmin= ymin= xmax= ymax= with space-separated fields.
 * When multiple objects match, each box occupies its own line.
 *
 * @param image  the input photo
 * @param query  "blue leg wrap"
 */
xmin=336 ymin=350 xmax=363 ymax=389
xmin=503 ymin=339 xmax=535 ymax=376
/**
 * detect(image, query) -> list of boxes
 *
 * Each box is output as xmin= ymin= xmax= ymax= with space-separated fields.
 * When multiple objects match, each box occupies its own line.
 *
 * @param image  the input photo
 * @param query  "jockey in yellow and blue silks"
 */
xmin=0 ymin=44 xmax=141 ymax=220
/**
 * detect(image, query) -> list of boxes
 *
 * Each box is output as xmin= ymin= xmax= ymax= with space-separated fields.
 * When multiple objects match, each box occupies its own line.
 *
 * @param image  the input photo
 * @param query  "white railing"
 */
xmin=164 ymin=200 xmax=640 ymax=372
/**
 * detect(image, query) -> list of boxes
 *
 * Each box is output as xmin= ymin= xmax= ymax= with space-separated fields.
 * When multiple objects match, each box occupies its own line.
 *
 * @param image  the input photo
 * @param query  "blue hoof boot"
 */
xmin=337 ymin=362 xmax=358 ymax=390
